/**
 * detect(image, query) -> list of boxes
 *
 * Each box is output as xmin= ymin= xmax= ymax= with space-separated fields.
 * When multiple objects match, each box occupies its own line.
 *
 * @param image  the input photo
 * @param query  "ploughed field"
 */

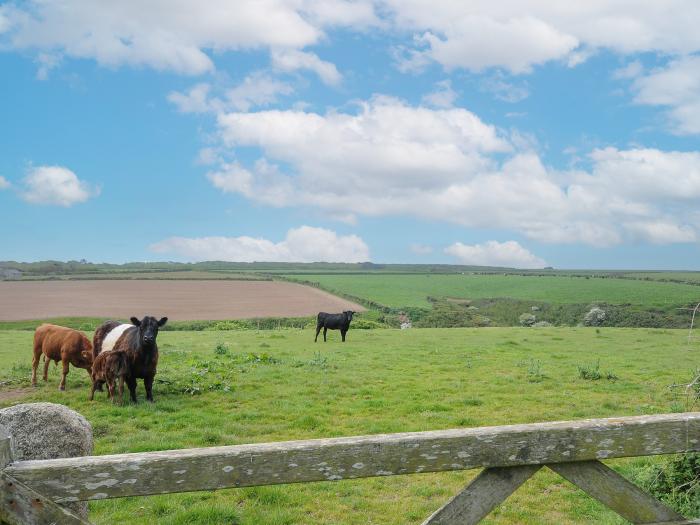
xmin=0 ymin=280 xmax=364 ymax=321
xmin=0 ymin=327 xmax=697 ymax=524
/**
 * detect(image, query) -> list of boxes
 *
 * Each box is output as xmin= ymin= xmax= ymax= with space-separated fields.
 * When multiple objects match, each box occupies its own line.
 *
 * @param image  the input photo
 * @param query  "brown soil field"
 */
xmin=0 ymin=280 xmax=365 ymax=321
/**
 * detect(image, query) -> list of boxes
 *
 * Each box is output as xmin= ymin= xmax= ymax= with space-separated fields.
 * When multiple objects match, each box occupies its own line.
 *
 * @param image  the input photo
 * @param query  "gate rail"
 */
xmin=2 ymin=412 xmax=700 ymax=524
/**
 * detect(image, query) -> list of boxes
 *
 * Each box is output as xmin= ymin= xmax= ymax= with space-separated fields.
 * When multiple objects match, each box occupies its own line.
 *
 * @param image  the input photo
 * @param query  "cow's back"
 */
xmin=34 ymin=324 xmax=90 ymax=361
xmin=93 ymin=320 xmax=123 ymax=358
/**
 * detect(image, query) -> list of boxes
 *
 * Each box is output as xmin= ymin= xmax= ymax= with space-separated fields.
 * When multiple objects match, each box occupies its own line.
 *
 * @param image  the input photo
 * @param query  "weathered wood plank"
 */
xmin=6 ymin=412 xmax=699 ymax=503
xmin=0 ymin=472 xmax=91 ymax=525
xmin=549 ymin=460 xmax=684 ymax=524
xmin=0 ymin=434 xmax=11 ymax=470
xmin=422 ymin=465 xmax=541 ymax=525
xmin=648 ymin=521 xmax=700 ymax=525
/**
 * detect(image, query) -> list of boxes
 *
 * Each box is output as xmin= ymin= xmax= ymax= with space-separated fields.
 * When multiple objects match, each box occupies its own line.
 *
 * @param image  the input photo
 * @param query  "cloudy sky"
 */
xmin=1 ymin=1 xmax=700 ymax=269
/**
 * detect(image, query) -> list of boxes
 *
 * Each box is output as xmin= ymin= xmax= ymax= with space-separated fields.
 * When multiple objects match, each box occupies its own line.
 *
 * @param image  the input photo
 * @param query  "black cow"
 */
xmin=315 ymin=311 xmax=354 ymax=342
xmin=93 ymin=315 xmax=167 ymax=402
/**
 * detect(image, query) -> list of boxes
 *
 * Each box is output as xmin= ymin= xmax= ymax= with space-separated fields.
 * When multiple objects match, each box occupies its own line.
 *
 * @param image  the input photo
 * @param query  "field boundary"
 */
xmin=2 ymin=413 xmax=700 ymax=524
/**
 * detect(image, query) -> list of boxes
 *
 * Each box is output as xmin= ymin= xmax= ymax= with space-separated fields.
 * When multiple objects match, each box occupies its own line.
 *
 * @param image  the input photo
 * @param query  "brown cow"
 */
xmin=32 ymin=324 xmax=93 ymax=390
xmin=89 ymin=350 xmax=129 ymax=404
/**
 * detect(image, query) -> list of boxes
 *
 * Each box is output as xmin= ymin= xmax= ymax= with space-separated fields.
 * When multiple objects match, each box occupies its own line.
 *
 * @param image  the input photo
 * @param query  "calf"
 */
xmin=90 ymin=350 xmax=129 ymax=404
xmin=315 ymin=311 xmax=355 ymax=342
xmin=32 ymin=324 xmax=93 ymax=390
xmin=93 ymin=315 xmax=167 ymax=402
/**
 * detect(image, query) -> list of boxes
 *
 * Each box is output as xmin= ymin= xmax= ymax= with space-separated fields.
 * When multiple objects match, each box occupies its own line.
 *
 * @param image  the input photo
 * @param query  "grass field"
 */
xmin=1 ymin=327 xmax=698 ymax=524
xmin=286 ymin=274 xmax=700 ymax=309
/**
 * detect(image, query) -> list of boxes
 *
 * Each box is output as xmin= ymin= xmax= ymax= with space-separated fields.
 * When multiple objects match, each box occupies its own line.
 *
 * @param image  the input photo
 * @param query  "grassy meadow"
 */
xmin=285 ymin=274 xmax=700 ymax=308
xmin=1 ymin=326 xmax=698 ymax=524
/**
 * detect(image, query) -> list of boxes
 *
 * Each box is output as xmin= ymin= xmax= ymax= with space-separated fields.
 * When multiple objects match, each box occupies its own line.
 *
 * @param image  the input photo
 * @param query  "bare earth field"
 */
xmin=0 ymin=280 xmax=364 ymax=321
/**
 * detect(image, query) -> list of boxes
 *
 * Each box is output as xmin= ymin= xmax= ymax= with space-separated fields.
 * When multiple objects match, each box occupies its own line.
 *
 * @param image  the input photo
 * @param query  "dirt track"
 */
xmin=0 ymin=280 xmax=365 ymax=321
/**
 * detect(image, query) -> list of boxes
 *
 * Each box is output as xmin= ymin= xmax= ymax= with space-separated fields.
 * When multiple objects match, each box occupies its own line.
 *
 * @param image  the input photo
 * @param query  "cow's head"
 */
xmin=344 ymin=310 xmax=355 ymax=321
xmin=130 ymin=315 xmax=168 ymax=348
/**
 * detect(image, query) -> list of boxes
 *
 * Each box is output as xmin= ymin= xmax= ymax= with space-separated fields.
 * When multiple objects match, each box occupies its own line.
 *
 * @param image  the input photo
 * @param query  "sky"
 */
xmin=1 ymin=1 xmax=700 ymax=269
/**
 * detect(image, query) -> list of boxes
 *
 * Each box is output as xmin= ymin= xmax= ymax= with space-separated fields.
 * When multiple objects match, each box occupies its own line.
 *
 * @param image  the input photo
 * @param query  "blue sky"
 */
xmin=1 ymin=1 xmax=700 ymax=269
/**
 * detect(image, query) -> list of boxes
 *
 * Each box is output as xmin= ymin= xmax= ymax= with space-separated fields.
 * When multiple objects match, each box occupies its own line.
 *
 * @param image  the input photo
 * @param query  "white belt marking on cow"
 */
xmin=102 ymin=324 xmax=133 ymax=353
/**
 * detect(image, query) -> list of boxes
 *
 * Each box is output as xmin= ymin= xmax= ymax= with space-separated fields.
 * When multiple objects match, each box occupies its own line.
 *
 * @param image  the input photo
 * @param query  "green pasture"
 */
xmin=287 ymin=274 xmax=700 ymax=309
xmin=0 ymin=327 xmax=698 ymax=524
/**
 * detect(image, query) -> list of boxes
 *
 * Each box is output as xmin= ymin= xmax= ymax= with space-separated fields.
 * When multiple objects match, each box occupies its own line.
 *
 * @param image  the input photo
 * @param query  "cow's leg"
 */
xmin=31 ymin=349 xmax=41 ymax=386
xmin=127 ymin=376 xmax=138 ymax=403
xmin=315 ymin=324 xmax=322 ymax=342
xmin=107 ymin=381 xmax=115 ymax=402
xmin=117 ymin=377 xmax=125 ymax=405
xmin=144 ymin=375 xmax=154 ymax=403
xmin=59 ymin=359 xmax=70 ymax=391
xmin=341 ymin=330 xmax=347 ymax=342
xmin=42 ymin=357 xmax=51 ymax=382
xmin=89 ymin=380 xmax=99 ymax=401
xmin=323 ymin=327 xmax=327 ymax=342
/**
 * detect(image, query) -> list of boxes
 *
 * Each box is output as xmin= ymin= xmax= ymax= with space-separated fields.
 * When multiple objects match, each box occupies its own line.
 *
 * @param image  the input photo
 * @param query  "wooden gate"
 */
xmin=2 ymin=412 xmax=699 ymax=524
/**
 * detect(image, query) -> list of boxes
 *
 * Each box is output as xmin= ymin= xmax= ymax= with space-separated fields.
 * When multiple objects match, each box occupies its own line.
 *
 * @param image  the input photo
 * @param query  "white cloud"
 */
xmin=271 ymin=49 xmax=342 ymax=85
xmin=21 ymin=166 xmax=97 ymax=206
xmin=1 ymin=0 xmax=377 ymax=75
xmin=384 ymin=1 xmax=700 ymax=73
xmin=204 ymin=96 xmax=700 ymax=247
xmin=632 ymin=56 xmax=700 ymax=135
xmin=0 ymin=176 xmax=10 ymax=189
xmin=445 ymin=240 xmax=546 ymax=269
xmin=168 ymin=83 xmax=215 ymax=114
xmin=421 ymin=80 xmax=457 ymax=108
xmin=150 ymin=226 xmax=370 ymax=262
xmin=613 ymin=60 xmax=643 ymax=80
xmin=168 ymin=73 xmax=294 ymax=115
xmin=480 ymin=74 xmax=529 ymax=103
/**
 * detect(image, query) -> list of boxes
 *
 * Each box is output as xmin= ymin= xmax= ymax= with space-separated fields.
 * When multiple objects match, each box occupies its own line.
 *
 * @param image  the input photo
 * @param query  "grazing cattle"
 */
xmin=90 ymin=350 xmax=129 ymax=404
xmin=31 ymin=324 xmax=93 ymax=390
xmin=93 ymin=315 xmax=167 ymax=402
xmin=315 ymin=311 xmax=355 ymax=342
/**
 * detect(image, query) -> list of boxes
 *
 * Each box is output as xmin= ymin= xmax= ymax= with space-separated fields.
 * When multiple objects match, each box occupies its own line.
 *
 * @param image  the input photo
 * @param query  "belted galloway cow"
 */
xmin=93 ymin=315 xmax=167 ymax=402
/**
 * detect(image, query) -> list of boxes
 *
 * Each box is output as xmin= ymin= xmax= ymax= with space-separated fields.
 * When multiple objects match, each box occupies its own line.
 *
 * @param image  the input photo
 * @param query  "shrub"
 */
xmin=214 ymin=343 xmax=228 ymax=355
xmin=577 ymin=360 xmax=618 ymax=381
xmin=636 ymin=453 xmax=700 ymax=517
xmin=532 ymin=321 xmax=553 ymax=328
xmin=584 ymin=306 xmax=606 ymax=326
xmin=519 ymin=313 xmax=536 ymax=327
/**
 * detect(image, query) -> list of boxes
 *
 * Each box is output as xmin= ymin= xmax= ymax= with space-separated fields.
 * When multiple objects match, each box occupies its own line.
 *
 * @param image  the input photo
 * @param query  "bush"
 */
xmin=519 ymin=313 xmax=536 ymax=327
xmin=577 ymin=360 xmax=618 ymax=381
xmin=584 ymin=306 xmax=606 ymax=326
xmin=636 ymin=453 xmax=700 ymax=517
xmin=532 ymin=321 xmax=553 ymax=328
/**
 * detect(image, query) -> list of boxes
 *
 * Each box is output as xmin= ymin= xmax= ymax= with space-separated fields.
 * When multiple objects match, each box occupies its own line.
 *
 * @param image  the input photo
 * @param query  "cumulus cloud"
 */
xmin=203 ymin=96 xmax=700 ymax=246
xmin=384 ymin=1 xmax=700 ymax=73
xmin=6 ymin=1 xmax=699 ymax=80
xmin=0 ymin=176 xmax=10 ymax=189
xmin=445 ymin=240 xmax=546 ymax=269
xmin=421 ymin=80 xmax=457 ymax=108
xmin=271 ymin=49 xmax=342 ymax=85
xmin=168 ymin=74 xmax=294 ymax=115
xmin=0 ymin=0 xmax=377 ymax=75
xmin=632 ymin=56 xmax=700 ymax=135
xmin=21 ymin=166 xmax=97 ymax=206
xmin=150 ymin=226 xmax=370 ymax=262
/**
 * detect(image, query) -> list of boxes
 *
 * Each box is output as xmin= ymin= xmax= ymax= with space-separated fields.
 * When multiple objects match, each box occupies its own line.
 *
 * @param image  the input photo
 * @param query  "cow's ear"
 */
xmin=158 ymin=317 xmax=168 ymax=327
xmin=130 ymin=317 xmax=141 ymax=326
